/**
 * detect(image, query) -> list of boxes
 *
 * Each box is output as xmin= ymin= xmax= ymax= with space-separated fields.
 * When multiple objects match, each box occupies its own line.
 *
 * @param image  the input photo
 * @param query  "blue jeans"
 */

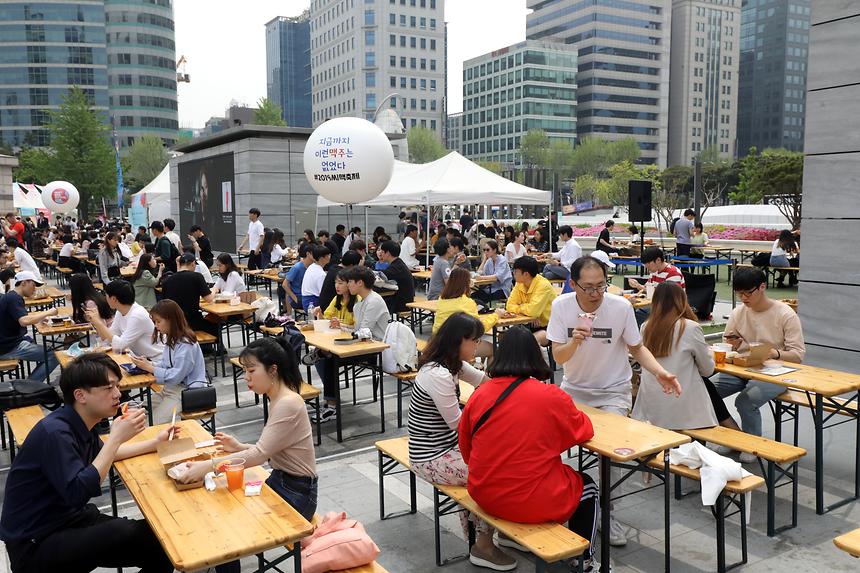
xmin=542 ymin=264 xmax=570 ymax=280
xmin=770 ymin=255 xmax=790 ymax=267
xmin=712 ymin=373 xmax=784 ymax=436
xmin=0 ymin=339 xmax=59 ymax=384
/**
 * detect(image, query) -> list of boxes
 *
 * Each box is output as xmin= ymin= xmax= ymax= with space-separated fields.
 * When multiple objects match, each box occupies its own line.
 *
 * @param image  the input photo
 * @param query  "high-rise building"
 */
xmin=309 ymin=0 xmax=446 ymax=138
xmin=526 ymin=0 xmax=671 ymax=167
xmin=266 ymin=12 xmax=312 ymax=128
xmin=460 ymin=40 xmax=577 ymax=167
xmin=0 ymin=1 xmax=110 ymax=148
xmin=446 ymin=111 xmax=462 ymax=152
xmin=737 ymin=0 xmax=810 ymax=155
xmin=104 ymin=0 xmax=178 ymax=148
xmin=668 ymin=0 xmax=741 ymax=166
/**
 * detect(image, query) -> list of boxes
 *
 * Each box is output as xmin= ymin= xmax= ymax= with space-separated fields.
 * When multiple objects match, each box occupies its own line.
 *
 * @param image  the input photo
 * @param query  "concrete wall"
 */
xmin=0 ymin=155 xmax=17 ymax=214
xmin=797 ymin=2 xmax=860 ymax=373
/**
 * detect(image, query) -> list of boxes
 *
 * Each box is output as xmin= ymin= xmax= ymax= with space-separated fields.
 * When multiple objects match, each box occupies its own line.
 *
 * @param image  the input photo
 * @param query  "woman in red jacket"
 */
xmin=459 ymin=326 xmax=599 ymax=572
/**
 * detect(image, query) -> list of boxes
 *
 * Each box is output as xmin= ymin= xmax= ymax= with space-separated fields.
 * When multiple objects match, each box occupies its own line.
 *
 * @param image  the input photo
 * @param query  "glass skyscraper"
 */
xmin=737 ymin=0 xmax=810 ymax=155
xmin=266 ymin=12 xmax=312 ymax=128
xmin=0 ymin=1 xmax=109 ymax=148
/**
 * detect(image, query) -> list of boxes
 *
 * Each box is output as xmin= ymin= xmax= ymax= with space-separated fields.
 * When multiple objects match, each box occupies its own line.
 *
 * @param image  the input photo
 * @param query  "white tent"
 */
xmin=12 ymin=183 xmax=47 ymax=210
xmin=316 ymin=151 xmax=551 ymax=208
xmin=130 ymin=164 xmax=170 ymax=227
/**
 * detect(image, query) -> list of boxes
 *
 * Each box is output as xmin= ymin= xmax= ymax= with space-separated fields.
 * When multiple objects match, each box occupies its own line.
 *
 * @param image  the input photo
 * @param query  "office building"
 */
xmin=460 ymin=40 xmax=576 ymax=167
xmin=105 ymin=0 xmax=178 ymax=148
xmin=309 ymin=0 xmax=446 ymax=138
xmin=0 ymin=1 xmax=109 ymax=149
xmin=446 ymin=111 xmax=461 ymax=152
xmin=526 ymin=0 xmax=671 ymax=167
xmin=668 ymin=0 xmax=741 ymax=166
xmin=737 ymin=0 xmax=810 ymax=155
xmin=266 ymin=12 xmax=312 ymax=128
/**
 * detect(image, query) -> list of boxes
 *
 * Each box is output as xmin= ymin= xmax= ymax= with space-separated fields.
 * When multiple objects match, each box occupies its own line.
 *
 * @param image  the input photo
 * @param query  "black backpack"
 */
xmin=670 ymin=217 xmax=681 ymax=235
xmin=751 ymin=252 xmax=771 ymax=268
xmin=278 ymin=326 xmax=306 ymax=365
xmin=157 ymin=237 xmax=180 ymax=271
xmin=0 ymin=381 xmax=62 ymax=411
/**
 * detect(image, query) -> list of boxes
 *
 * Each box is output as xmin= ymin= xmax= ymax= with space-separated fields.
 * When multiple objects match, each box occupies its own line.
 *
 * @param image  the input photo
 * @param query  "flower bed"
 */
xmin=564 ymin=224 xmax=781 ymax=241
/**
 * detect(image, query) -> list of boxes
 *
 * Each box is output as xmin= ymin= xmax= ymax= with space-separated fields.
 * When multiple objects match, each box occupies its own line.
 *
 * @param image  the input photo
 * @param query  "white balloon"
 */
xmin=42 ymin=181 xmax=80 ymax=214
xmin=303 ymin=117 xmax=394 ymax=204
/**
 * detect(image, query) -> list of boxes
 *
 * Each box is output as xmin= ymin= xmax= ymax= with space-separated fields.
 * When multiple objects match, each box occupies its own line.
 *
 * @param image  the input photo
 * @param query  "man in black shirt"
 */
xmin=318 ymin=250 xmax=361 ymax=311
xmin=0 ymin=353 xmax=175 ymax=573
xmin=162 ymin=253 xmax=217 ymax=335
xmin=149 ymin=220 xmax=177 ymax=273
xmin=0 ymin=271 xmax=60 ymax=383
xmin=596 ymin=220 xmax=618 ymax=255
xmin=377 ymin=240 xmax=415 ymax=314
xmin=188 ymin=224 xmax=214 ymax=268
xmin=316 ymin=229 xmax=341 ymax=267
xmin=332 ymin=224 xmax=347 ymax=252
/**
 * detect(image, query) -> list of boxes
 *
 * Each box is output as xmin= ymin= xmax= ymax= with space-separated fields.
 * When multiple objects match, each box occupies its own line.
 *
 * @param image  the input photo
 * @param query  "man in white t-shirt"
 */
xmin=86 ymin=280 xmax=164 ymax=360
xmin=400 ymin=224 xmax=421 ymax=269
xmin=546 ymin=255 xmax=680 ymax=546
xmin=542 ymin=225 xmax=582 ymax=280
xmin=300 ymin=244 xmax=331 ymax=313
xmin=163 ymin=218 xmax=182 ymax=252
xmin=6 ymin=238 xmax=41 ymax=282
xmin=239 ymin=208 xmax=265 ymax=270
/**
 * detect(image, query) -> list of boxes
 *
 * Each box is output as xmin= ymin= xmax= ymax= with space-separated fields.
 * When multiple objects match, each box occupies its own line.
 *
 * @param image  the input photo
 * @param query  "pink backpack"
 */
xmin=301 ymin=512 xmax=380 ymax=573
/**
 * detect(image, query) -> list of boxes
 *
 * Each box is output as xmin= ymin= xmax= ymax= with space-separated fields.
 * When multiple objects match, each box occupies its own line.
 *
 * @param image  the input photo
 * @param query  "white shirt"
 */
xmin=59 ymin=243 xmax=74 ymax=258
xmin=247 ymin=220 xmax=264 ymax=251
xmin=213 ymin=270 xmax=245 ymax=294
xmin=771 ymin=239 xmax=787 ymax=257
xmin=14 ymin=249 xmax=41 ymax=281
xmin=546 ymin=292 xmax=642 ymax=410
xmin=117 ymin=241 xmax=132 ymax=260
xmin=301 ymin=263 xmax=326 ymax=296
xmin=401 ymin=236 xmax=419 ymax=269
xmin=195 ymin=261 xmax=213 ymax=283
xmin=505 ymin=242 xmax=526 ymax=261
xmin=553 ymin=237 xmax=583 ymax=270
xmin=166 ymin=231 xmax=181 ymax=252
xmin=109 ymin=303 xmax=164 ymax=359
xmin=271 ymin=244 xmax=285 ymax=264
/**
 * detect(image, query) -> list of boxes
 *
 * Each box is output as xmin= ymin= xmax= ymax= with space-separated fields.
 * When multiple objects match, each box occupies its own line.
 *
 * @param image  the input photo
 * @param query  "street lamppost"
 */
xmin=373 ymin=92 xmax=400 ymax=122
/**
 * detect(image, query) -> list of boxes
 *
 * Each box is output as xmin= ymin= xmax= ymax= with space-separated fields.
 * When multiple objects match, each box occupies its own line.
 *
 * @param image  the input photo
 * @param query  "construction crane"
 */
xmin=176 ymin=55 xmax=190 ymax=83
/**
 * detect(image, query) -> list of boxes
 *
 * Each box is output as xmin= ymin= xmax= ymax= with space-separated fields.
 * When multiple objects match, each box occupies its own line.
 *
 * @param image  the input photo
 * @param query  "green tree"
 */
xmin=124 ymin=135 xmax=168 ymax=192
xmin=700 ymin=160 xmax=739 ymax=217
xmin=573 ymin=174 xmax=609 ymax=203
xmin=253 ymin=97 xmax=287 ymax=127
xmin=46 ymin=87 xmax=116 ymax=221
xmin=519 ymin=129 xmax=550 ymax=168
xmin=605 ymin=161 xmax=661 ymax=212
xmin=475 ymin=160 xmax=502 ymax=174
xmin=407 ymin=126 xmax=446 ymax=163
xmin=733 ymin=147 xmax=803 ymax=228
xmin=546 ymin=139 xmax=575 ymax=181
xmin=569 ymin=136 xmax=640 ymax=179
xmin=13 ymin=147 xmax=55 ymax=184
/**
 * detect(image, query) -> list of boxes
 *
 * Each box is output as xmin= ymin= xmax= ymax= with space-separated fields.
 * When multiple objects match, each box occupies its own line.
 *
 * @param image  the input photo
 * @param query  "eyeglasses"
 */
xmin=735 ymin=286 xmax=761 ymax=298
xmin=573 ymin=281 xmax=607 ymax=295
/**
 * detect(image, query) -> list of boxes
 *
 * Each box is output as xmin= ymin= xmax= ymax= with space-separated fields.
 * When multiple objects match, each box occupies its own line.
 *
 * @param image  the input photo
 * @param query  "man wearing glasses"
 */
xmin=713 ymin=267 xmax=804 ymax=449
xmin=547 ymin=255 xmax=682 ymax=547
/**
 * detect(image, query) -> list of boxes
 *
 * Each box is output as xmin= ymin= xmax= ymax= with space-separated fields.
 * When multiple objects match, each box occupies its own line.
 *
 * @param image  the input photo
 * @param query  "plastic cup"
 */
xmin=713 ymin=343 xmax=732 ymax=364
xmin=224 ymin=458 xmax=245 ymax=491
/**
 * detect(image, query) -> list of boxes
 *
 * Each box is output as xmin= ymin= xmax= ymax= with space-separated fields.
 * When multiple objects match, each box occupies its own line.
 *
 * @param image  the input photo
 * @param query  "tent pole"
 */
xmin=365 ymin=207 xmax=368 ymax=239
xmin=425 ymin=195 xmax=431 ymax=269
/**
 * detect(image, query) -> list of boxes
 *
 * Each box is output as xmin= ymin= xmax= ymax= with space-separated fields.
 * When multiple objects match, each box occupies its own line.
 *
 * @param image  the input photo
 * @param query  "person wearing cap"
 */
xmin=0 ymin=271 xmax=60 ymax=383
xmin=560 ymin=250 xmax=616 ymax=294
xmin=5 ymin=237 xmax=42 ymax=283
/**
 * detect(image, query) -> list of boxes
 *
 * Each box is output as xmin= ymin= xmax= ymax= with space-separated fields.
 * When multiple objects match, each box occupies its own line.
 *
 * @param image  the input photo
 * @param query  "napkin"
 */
xmin=669 ymin=442 xmax=753 ymax=517
xmin=167 ymin=464 xmax=189 ymax=481
xmin=204 ymin=472 xmax=216 ymax=491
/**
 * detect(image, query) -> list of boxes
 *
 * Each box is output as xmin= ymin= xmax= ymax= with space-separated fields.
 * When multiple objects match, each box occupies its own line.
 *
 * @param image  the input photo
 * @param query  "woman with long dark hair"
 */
xmin=97 ymin=231 xmax=126 ymax=284
xmin=69 ymin=273 xmax=112 ymax=325
xmin=407 ymin=313 xmax=516 ymax=571
xmin=258 ymin=229 xmax=275 ymax=269
xmin=212 ymin=253 xmax=245 ymax=294
xmin=131 ymin=253 xmax=162 ymax=310
xmin=529 ymin=227 xmax=549 ymax=253
xmin=433 ymin=268 xmax=496 ymax=358
xmin=270 ymin=229 xmax=286 ymax=265
xmin=770 ymin=229 xmax=799 ymax=287
xmin=459 ymin=326 xmax=599 ymax=572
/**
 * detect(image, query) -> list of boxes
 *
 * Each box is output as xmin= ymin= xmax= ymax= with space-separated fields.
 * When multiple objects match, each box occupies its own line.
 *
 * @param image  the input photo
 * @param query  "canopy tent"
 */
xmin=129 ymin=164 xmax=170 ymax=228
xmin=12 ymin=183 xmax=47 ymax=211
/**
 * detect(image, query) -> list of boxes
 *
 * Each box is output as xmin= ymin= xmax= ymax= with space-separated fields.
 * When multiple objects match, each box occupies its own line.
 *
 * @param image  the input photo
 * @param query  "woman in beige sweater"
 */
xmin=179 ymin=338 xmax=317 ymax=519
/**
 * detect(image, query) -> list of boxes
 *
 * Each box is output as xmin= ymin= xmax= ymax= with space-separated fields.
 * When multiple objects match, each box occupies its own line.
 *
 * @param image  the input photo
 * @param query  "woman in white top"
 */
xmin=770 ymin=229 xmax=798 ymax=287
xmin=631 ymin=282 xmax=717 ymax=430
xmin=270 ymin=229 xmax=286 ymax=265
xmin=212 ymin=252 xmax=246 ymax=294
xmin=504 ymin=231 xmax=527 ymax=262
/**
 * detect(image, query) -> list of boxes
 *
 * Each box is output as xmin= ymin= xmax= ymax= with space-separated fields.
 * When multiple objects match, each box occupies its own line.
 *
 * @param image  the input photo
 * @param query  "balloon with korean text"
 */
xmin=41 ymin=181 xmax=80 ymax=214
xmin=303 ymin=117 xmax=394 ymax=204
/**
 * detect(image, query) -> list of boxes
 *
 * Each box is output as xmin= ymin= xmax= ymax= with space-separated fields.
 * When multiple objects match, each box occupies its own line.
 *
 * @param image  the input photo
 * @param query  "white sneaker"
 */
xmin=495 ymin=533 xmax=530 ymax=553
xmin=708 ymin=443 xmax=733 ymax=456
xmin=578 ymin=558 xmax=610 ymax=573
xmin=608 ymin=517 xmax=627 ymax=547
xmin=739 ymin=452 xmax=757 ymax=464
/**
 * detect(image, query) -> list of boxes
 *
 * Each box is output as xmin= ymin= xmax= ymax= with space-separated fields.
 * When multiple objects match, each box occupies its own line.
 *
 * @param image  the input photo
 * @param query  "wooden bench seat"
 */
xmin=777 ymin=389 xmax=857 ymax=416
xmin=335 ymin=563 xmax=389 ymax=573
xmin=376 ymin=437 xmax=589 ymax=570
xmin=194 ymin=330 xmax=218 ymax=345
xmin=834 ymin=527 xmax=860 ymax=558
xmin=5 ymin=405 xmax=45 ymax=461
xmin=681 ymin=425 xmax=805 ymax=536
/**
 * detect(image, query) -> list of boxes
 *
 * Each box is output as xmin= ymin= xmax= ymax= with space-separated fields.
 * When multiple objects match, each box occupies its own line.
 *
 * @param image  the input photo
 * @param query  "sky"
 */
xmin=173 ymin=0 xmax=528 ymax=128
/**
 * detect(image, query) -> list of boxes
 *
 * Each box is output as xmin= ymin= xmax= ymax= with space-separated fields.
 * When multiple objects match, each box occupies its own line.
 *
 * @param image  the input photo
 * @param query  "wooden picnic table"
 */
xmin=406 ymin=299 xmax=535 ymax=347
xmin=834 ymin=527 xmax=860 ymax=558
xmin=113 ymin=420 xmax=313 ymax=572
xmin=200 ymin=300 xmax=257 ymax=376
xmin=302 ymin=329 xmax=389 ymax=442
xmin=31 ymin=306 xmax=92 ymax=382
xmin=715 ymin=361 xmax=860 ymax=515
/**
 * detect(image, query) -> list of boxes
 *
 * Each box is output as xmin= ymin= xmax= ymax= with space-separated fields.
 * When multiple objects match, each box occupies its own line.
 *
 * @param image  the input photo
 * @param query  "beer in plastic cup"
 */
xmin=224 ymin=458 xmax=245 ymax=491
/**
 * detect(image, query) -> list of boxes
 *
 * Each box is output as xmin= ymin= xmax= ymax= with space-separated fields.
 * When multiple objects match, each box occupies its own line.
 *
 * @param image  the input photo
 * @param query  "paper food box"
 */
xmin=732 ymin=343 xmax=773 ymax=368
xmin=157 ymin=437 xmax=211 ymax=491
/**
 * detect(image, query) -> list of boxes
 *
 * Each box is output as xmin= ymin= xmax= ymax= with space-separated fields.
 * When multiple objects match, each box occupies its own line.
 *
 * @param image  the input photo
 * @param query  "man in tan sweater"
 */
xmin=714 ymin=267 xmax=805 ymax=445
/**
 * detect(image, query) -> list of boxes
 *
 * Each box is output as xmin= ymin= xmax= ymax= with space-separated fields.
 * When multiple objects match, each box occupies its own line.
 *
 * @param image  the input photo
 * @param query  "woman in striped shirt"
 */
xmin=407 ymin=313 xmax=516 ymax=571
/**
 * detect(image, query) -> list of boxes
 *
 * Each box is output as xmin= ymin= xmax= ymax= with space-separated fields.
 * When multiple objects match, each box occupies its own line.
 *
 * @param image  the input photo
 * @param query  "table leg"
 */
xmin=378 ymin=354 xmax=385 ymax=434
xmin=145 ymin=387 xmax=153 ymax=426
xmin=815 ymin=394 xmax=824 ymax=514
xmin=599 ymin=455 xmax=610 ymax=573
xmin=664 ymin=449 xmax=671 ymax=573
xmin=855 ymin=394 xmax=860 ymax=499
xmin=332 ymin=355 xmax=342 ymax=442
xmin=42 ymin=336 xmax=50 ymax=383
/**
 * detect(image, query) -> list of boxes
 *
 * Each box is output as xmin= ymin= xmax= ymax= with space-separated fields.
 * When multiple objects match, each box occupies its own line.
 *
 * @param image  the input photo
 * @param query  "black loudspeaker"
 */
xmin=628 ymin=180 xmax=653 ymax=222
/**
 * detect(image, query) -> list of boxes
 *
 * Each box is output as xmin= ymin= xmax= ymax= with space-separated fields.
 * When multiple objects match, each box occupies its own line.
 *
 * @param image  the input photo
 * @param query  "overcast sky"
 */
xmin=174 ymin=0 xmax=528 ymax=128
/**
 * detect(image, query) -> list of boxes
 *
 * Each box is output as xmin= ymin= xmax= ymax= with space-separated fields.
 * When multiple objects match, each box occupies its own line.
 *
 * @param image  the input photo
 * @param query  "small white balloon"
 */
xmin=42 ymin=181 xmax=80 ymax=214
xmin=303 ymin=117 xmax=394 ymax=204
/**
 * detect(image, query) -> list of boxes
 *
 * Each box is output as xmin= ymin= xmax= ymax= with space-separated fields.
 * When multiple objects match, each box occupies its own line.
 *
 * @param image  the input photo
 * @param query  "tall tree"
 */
xmin=13 ymin=147 xmax=55 ymax=184
xmin=518 ymin=129 xmax=550 ymax=190
xmin=407 ymin=126 xmax=446 ymax=163
xmin=475 ymin=160 xmax=502 ymax=174
xmin=605 ymin=161 xmax=661 ymax=212
xmin=570 ymin=136 xmax=640 ymax=179
xmin=47 ymin=87 xmax=116 ymax=221
xmin=124 ymin=135 xmax=168 ymax=192
xmin=253 ymin=97 xmax=287 ymax=127
xmin=699 ymin=160 xmax=739 ymax=218
xmin=733 ymin=147 xmax=803 ymax=228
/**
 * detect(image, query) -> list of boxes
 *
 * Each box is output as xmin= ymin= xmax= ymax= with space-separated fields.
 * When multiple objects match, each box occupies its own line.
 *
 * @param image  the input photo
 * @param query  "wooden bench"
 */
xmin=394 ymin=339 xmax=428 ymax=427
xmin=56 ymin=267 xmax=75 ymax=287
xmin=376 ymin=437 xmax=589 ymax=571
xmin=681 ymin=426 xmax=806 ymax=537
xmin=180 ymin=408 xmax=217 ymax=435
xmin=774 ymin=389 xmax=857 ymax=445
xmin=335 ymin=563 xmax=389 ymax=572
xmin=646 ymin=455 xmax=765 ymax=572
xmin=194 ymin=330 xmax=220 ymax=376
xmin=834 ymin=527 xmax=860 ymax=558
xmin=5 ymin=405 xmax=45 ymax=461
xmin=229 ymin=357 xmax=322 ymax=445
